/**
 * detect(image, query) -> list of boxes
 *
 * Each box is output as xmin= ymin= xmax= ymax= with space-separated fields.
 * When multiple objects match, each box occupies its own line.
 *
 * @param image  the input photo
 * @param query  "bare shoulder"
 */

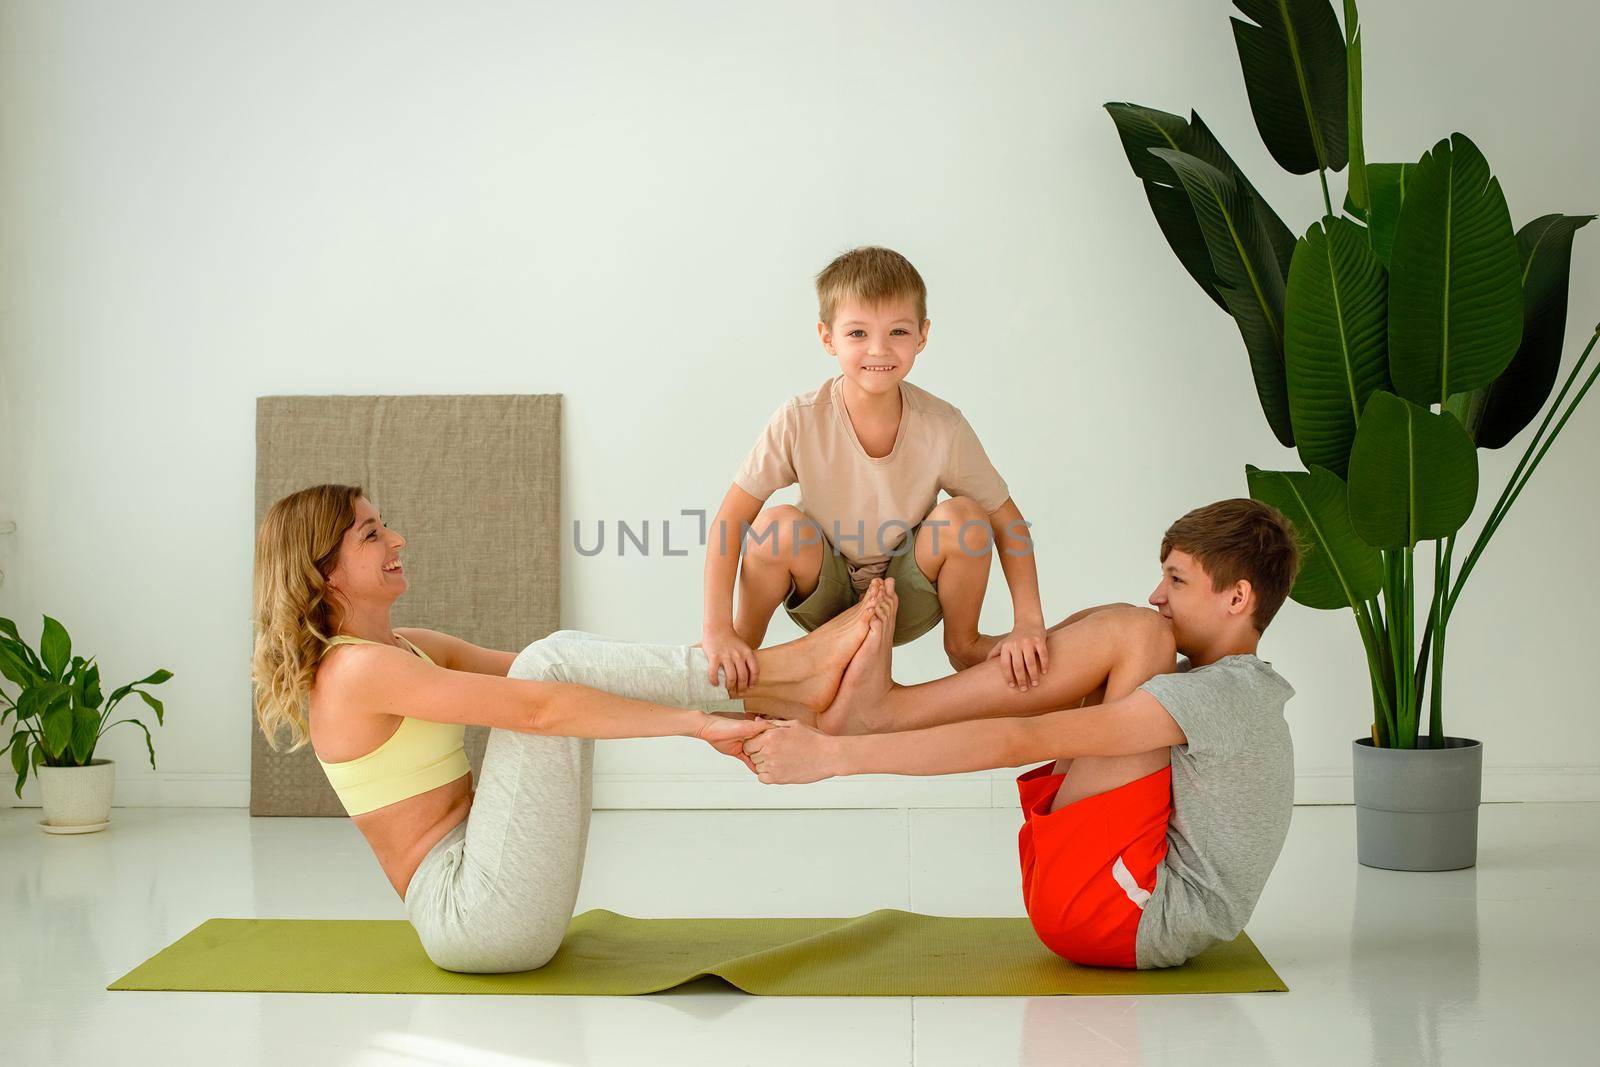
xmin=394 ymin=627 xmax=457 ymax=668
xmin=315 ymin=640 xmax=430 ymax=711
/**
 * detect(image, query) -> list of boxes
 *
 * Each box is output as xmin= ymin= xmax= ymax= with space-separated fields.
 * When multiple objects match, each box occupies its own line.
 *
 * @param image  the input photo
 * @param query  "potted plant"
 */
xmin=1106 ymin=0 xmax=1595 ymax=869
xmin=1 ymin=614 xmax=172 ymax=833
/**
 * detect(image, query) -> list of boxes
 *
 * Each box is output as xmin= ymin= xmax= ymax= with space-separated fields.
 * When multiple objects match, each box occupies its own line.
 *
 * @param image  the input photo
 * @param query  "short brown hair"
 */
xmin=815 ymin=246 xmax=927 ymax=327
xmin=1160 ymin=498 xmax=1301 ymax=632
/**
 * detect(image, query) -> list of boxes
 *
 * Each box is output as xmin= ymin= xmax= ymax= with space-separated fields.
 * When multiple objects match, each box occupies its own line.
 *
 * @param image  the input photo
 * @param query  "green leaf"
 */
xmin=41 ymin=694 xmax=73 ymax=760
xmin=70 ymin=706 xmax=99 ymax=764
xmin=135 ymin=689 xmax=165 ymax=727
xmin=1462 ymin=213 xmax=1596 ymax=448
xmin=1247 ymin=464 xmax=1384 ymax=609
xmin=0 ymin=640 xmax=40 ymax=688
xmin=1343 ymin=0 xmax=1367 ymax=213
xmin=40 ymin=616 xmax=71 ymax=682
xmin=1388 ymin=134 xmax=1524 ymax=404
xmin=82 ymin=661 xmax=103 ymax=709
xmin=115 ymin=717 xmax=158 ymax=771
xmin=1143 ymin=181 xmax=1229 ymax=312
xmin=1363 ymin=163 xmax=1411 ymax=266
xmin=1347 ymin=391 xmax=1480 ymax=548
xmin=17 ymin=687 xmax=45 ymax=721
xmin=1105 ymin=104 xmax=1298 ymax=295
xmin=1285 ymin=216 xmax=1391 ymax=478
xmin=1150 ymin=147 xmax=1294 ymax=446
xmin=10 ymin=734 xmax=29 ymax=796
xmin=1231 ymin=0 xmax=1349 ymax=175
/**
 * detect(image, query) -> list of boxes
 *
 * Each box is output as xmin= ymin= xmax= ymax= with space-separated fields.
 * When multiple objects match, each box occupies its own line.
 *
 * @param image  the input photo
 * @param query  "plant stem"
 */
xmin=1448 ymin=327 xmax=1600 ymax=617
xmin=1429 ymin=536 xmax=1453 ymax=746
xmin=1319 ymin=169 xmax=1334 ymax=217
xmin=1354 ymin=600 xmax=1395 ymax=744
xmin=1404 ymin=546 xmax=1417 ymax=746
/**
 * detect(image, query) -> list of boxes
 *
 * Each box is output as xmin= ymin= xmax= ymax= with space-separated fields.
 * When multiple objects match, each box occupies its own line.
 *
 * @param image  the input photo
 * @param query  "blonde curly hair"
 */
xmin=251 ymin=484 xmax=364 ymax=752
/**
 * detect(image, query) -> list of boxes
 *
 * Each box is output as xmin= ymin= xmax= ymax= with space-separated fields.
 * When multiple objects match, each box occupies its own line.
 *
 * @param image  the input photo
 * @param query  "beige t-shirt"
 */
xmin=733 ymin=376 xmax=1011 ymax=591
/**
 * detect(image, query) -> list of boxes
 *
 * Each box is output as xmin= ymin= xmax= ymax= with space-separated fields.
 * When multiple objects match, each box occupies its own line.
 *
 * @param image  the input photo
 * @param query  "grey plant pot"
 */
xmin=36 ymin=759 xmax=116 ymax=830
xmin=1352 ymin=737 xmax=1482 ymax=871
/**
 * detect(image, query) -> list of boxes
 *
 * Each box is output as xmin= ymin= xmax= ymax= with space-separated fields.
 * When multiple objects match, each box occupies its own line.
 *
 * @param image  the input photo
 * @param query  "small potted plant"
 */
xmin=1 ymin=614 xmax=171 ymax=833
xmin=1106 ymin=1 xmax=1595 ymax=868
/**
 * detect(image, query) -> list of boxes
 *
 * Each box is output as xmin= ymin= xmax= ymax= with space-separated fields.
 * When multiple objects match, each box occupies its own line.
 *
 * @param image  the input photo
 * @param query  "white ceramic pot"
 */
xmin=37 ymin=759 xmax=116 ymax=831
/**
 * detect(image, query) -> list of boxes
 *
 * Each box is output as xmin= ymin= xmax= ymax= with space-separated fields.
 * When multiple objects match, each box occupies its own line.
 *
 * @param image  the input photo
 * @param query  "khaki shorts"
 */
xmin=782 ymin=524 xmax=942 ymax=646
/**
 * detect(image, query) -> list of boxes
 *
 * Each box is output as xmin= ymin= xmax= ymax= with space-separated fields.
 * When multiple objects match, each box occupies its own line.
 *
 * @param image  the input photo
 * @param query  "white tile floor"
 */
xmin=4 ymin=802 xmax=1597 ymax=1066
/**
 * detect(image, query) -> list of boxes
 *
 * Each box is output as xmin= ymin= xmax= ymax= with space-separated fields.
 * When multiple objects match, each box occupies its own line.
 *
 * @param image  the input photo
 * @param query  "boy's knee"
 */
xmin=925 ymin=496 xmax=992 ymax=557
xmin=746 ymin=505 xmax=819 ymax=564
xmin=1104 ymin=607 xmax=1177 ymax=659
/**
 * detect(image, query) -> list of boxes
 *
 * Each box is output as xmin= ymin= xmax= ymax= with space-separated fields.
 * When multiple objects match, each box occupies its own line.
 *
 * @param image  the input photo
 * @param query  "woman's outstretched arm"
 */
xmin=320 ymin=642 xmax=765 ymax=747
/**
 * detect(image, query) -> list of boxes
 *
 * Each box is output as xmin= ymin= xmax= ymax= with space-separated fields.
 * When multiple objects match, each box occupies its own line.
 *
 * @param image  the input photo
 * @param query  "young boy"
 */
xmin=742 ymin=499 xmax=1301 ymax=970
xmin=701 ymin=246 xmax=1048 ymax=696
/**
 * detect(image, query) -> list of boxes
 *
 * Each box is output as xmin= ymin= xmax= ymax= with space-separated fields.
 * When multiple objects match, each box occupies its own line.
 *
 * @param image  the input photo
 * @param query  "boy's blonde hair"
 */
xmin=815 ymin=246 xmax=927 ymax=327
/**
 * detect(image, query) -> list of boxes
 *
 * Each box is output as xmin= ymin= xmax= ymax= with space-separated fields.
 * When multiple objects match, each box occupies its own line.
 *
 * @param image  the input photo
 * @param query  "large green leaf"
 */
xmin=40 ymin=692 xmax=73 ymax=759
xmin=1388 ymin=134 xmax=1524 ymax=404
xmin=1105 ymin=104 xmax=1299 ymax=307
xmin=40 ymin=616 xmax=70 ymax=682
xmin=1347 ymin=391 xmax=1479 ymax=548
xmin=1150 ymin=147 xmax=1295 ymax=445
xmin=1231 ymin=0 xmax=1349 ymax=175
xmin=1285 ymin=216 xmax=1390 ymax=477
xmin=0 ymin=640 xmax=40 ymax=688
xmin=1343 ymin=0 xmax=1367 ymax=214
xmin=1346 ymin=162 xmax=1413 ymax=262
xmin=70 ymin=706 xmax=99 ymax=764
xmin=1247 ymin=464 xmax=1383 ymax=609
xmin=1462 ymin=213 xmax=1595 ymax=448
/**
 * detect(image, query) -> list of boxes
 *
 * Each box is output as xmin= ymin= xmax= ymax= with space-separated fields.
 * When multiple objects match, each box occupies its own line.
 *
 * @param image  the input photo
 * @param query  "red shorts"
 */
xmin=1016 ymin=762 xmax=1173 ymax=969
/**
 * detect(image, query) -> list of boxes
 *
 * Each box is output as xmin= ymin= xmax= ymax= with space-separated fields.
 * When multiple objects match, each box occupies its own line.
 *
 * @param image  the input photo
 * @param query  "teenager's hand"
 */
xmin=698 ymin=712 xmax=769 ymax=772
xmin=702 ymin=627 xmax=758 ymax=695
xmin=987 ymin=621 xmax=1049 ymax=690
xmin=742 ymin=718 xmax=841 ymax=785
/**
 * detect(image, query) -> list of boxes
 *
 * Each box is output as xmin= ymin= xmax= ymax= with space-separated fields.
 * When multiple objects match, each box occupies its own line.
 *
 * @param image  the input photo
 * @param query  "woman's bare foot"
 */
xmin=740 ymin=579 xmax=885 ymax=721
xmin=818 ymin=579 xmax=899 ymax=735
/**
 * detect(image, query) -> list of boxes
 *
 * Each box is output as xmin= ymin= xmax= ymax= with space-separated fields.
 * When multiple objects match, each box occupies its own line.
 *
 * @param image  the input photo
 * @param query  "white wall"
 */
xmin=2 ymin=0 xmax=1596 ymax=809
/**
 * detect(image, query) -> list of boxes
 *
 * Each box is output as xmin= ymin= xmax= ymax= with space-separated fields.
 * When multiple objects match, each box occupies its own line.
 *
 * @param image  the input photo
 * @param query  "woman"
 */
xmin=251 ymin=484 xmax=883 ymax=973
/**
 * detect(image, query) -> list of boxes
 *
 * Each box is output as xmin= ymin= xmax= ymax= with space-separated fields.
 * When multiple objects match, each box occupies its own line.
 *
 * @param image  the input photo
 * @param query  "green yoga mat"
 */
xmin=109 ymin=909 xmax=1285 ymax=996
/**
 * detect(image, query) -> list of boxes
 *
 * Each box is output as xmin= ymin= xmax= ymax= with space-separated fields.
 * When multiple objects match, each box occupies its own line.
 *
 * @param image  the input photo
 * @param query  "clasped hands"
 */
xmin=697 ymin=711 xmax=838 ymax=786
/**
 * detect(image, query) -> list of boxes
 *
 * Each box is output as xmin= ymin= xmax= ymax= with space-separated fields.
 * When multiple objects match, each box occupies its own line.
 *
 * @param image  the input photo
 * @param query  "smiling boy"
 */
xmin=743 ymin=499 xmax=1302 ymax=970
xmin=700 ymin=246 xmax=1048 ymax=696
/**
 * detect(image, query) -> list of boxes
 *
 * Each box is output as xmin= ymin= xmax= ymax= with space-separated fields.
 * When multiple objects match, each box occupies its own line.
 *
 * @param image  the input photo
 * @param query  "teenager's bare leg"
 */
xmin=732 ymin=505 xmax=824 ymax=648
xmin=825 ymin=585 xmax=1177 ymax=735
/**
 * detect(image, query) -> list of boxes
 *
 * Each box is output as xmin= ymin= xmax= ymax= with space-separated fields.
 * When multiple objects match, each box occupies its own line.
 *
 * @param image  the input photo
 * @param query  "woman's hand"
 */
xmin=702 ymin=627 xmax=759 ymax=695
xmin=987 ymin=620 xmax=1049 ymax=690
xmin=741 ymin=718 xmax=842 ymax=785
xmin=697 ymin=712 xmax=769 ymax=771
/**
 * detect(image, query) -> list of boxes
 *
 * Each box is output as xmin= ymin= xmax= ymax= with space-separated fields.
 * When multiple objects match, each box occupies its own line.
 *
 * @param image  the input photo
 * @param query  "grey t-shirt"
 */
xmin=1134 ymin=653 xmax=1295 ymax=969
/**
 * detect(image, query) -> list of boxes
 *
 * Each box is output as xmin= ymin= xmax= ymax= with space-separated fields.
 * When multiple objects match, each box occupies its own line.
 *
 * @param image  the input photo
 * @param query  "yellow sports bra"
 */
xmin=316 ymin=633 xmax=471 ymax=817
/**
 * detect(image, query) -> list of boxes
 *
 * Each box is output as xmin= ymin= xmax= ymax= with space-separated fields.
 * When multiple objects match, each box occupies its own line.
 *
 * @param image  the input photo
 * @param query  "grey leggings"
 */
xmin=402 ymin=629 xmax=743 ymax=973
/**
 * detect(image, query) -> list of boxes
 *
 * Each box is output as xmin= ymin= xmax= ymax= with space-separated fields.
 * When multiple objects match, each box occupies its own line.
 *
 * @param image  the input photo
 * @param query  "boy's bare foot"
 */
xmin=819 ymin=579 xmax=898 ymax=735
xmin=741 ymin=580 xmax=885 ymax=721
